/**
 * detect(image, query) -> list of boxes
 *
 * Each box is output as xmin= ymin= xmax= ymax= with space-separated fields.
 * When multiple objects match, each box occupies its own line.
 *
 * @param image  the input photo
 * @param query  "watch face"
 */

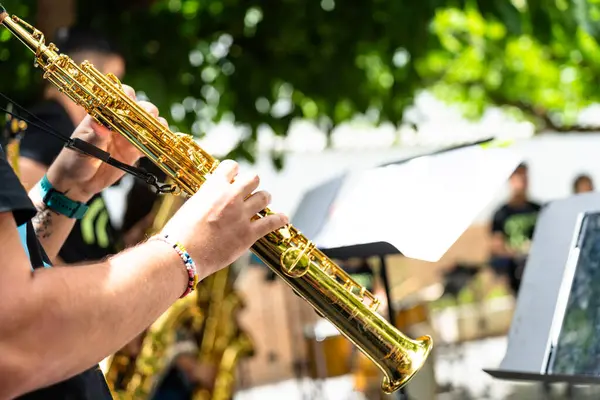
xmin=547 ymin=212 xmax=600 ymax=376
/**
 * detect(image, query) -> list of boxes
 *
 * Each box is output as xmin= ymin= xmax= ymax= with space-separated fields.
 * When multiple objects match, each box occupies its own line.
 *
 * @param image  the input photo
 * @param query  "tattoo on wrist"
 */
xmin=32 ymin=203 xmax=57 ymax=239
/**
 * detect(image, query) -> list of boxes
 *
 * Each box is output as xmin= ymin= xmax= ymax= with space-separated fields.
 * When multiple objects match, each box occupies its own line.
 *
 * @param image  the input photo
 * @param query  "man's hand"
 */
xmin=161 ymin=160 xmax=288 ymax=280
xmin=45 ymin=85 xmax=165 ymax=201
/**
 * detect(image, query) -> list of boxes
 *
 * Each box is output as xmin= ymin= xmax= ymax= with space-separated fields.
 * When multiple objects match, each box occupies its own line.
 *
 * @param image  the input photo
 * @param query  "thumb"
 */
xmin=73 ymin=116 xmax=112 ymax=150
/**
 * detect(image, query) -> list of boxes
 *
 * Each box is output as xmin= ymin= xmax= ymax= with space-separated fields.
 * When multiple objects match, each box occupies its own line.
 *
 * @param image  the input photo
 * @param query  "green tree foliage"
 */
xmin=0 ymin=0 xmax=440 ymax=164
xmin=2 ymin=0 xmax=600 ymax=166
xmin=418 ymin=0 xmax=600 ymax=132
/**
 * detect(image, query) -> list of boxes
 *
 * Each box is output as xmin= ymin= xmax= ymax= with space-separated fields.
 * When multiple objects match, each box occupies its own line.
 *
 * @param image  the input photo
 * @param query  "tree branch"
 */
xmin=487 ymin=92 xmax=600 ymax=133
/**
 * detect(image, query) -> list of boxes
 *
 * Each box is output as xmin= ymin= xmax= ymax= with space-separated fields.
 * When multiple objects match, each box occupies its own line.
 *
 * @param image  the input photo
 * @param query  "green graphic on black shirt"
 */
xmin=504 ymin=212 xmax=538 ymax=252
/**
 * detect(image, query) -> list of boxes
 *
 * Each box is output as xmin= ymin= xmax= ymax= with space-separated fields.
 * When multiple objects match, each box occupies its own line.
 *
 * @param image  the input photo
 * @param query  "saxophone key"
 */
xmin=349 ymin=305 xmax=361 ymax=320
xmin=277 ymin=225 xmax=293 ymax=240
xmin=279 ymin=241 xmax=315 ymax=278
xmin=359 ymin=287 xmax=367 ymax=298
xmin=322 ymin=261 xmax=335 ymax=277
xmin=279 ymin=247 xmax=311 ymax=278
xmin=370 ymin=298 xmax=381 ymax=312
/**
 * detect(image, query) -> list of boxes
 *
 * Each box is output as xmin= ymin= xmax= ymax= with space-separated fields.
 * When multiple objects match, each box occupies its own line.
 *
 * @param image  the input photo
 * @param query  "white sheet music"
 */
xmin=315 ymin=144 xmax=522 ymax=262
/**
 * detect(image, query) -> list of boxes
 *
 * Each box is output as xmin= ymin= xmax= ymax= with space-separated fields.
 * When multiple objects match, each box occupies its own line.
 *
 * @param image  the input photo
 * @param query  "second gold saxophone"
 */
xmin=0 ymin=8 xmax=432 ymax=393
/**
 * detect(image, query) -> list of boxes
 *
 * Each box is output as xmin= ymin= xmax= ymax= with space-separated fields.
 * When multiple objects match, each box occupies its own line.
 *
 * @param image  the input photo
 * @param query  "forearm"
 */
xmin=0 ymin=238 xmax=188 ymax=397
xmin=27 ymin=183 xmax=82 ymax=261
xmin=27 ymin=167 xmax=94 ymax=261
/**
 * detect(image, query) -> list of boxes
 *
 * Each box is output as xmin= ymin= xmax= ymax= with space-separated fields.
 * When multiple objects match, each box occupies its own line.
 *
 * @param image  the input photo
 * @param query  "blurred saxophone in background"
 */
xmin=103 ymin=190 xmax=200 ymax=398
xmin=193 ymin=266 xmax=255 ymax=400
xmin=101 ymin=185 xmax=253 ymax=400
xmin=1 ymin=107 xmax=27 ymax=177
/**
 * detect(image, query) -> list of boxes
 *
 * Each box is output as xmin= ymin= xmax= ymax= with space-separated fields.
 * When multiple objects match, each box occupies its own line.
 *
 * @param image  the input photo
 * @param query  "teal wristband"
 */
xmin=39 ymin=175 xmax=89 ymax=219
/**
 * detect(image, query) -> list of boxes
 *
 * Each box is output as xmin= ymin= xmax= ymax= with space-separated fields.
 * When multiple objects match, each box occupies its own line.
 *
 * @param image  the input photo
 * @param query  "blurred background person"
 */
xmin=17 ymin=26 xmax=128 ymax=264
xmin=489 ymin=162 xmax=541 ymax=296
xmin=572 ymin=173 xmax=594 ymax=194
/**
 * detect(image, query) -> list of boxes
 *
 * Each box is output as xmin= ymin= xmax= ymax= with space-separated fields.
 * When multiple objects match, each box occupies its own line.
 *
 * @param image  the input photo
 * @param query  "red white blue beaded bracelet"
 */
xmin=152 ymin=234 xmax=199 ymax=298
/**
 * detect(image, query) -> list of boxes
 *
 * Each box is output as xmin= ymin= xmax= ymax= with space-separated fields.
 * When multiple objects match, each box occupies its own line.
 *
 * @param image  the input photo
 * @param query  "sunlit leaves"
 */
xmin=1 ymin=0 xmax=441 ymax=166
xmin=6 ymin=0 xmax=600 ymax=167
xmin=419 ymin=2 xmax=600 ymax=130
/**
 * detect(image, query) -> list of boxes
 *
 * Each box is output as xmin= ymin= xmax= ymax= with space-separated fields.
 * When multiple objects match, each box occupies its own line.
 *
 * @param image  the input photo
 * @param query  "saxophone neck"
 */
xmin=0 ymin=7 xmax=58 ymax=66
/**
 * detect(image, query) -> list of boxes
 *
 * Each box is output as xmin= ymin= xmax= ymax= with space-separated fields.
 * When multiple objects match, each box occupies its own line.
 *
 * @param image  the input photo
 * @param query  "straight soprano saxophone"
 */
xmin=0 ymin=9 xmax=433 ymax=393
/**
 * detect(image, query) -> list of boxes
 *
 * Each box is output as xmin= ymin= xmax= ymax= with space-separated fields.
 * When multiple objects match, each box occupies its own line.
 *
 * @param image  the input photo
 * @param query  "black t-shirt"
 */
xmin=490 ymin=200 xmax=542 ymax=294
xmin=19 ymin=100 xmax=122 ymax=262
xmin=490 ymin=200 xmax=541 ymax=266
xmin=0 ymin=145 xmax=112 ymax=399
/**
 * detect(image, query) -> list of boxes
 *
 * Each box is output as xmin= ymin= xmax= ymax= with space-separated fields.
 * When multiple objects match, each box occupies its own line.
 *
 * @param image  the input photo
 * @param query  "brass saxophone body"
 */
xmin=106 ymin=190 xmax=253 ymax=399
xmin=131 ymin=293 xmax=204 ymax=399
xmin=104 ymin=190 xmax=194 ymax=399
xmin=193 ymin=267 xmax=254 ymax=400
xmin=2 ymin=112 xmax=27 ymax=177
xmin=210 ymin=331 xmax=254 ymax=400
xmin=1 ymin=11 xmax=433 ymax=393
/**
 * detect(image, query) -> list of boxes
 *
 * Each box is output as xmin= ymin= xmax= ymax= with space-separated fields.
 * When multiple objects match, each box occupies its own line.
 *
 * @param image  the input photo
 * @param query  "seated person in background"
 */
xmin=490 ymin=162 xmax=541 ymax=295
xmin=17 ymin=27 xmax=127 ymax=263
xmin=573 ymin=173 xmax=594 ymax=194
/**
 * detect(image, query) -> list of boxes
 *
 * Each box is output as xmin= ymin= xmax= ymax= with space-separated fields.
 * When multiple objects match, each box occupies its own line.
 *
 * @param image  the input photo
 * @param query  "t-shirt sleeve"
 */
xmin=0 ymin=146 xmax=36 ymax=226
xmin=18 ymin=113 xmax=66 ymax=167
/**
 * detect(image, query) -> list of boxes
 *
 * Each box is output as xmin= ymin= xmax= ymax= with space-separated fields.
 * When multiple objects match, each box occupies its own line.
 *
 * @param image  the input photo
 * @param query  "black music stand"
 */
xmin=485 ymin=193 xmax=600 ymax=388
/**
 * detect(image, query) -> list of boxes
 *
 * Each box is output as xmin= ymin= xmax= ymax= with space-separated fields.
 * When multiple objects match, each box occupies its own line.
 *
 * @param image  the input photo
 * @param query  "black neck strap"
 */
xmin=0 ymin=93 xmax=175 ymax=194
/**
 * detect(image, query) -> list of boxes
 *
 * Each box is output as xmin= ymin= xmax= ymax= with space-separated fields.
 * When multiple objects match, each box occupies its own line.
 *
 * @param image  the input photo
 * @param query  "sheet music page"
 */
xmin=316 ymin=144 xmax=522 ymax=262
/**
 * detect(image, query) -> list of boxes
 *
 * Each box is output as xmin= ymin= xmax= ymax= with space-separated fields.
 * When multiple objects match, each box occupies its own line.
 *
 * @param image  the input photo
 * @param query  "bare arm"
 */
xmin=19 ymin=155 xmax=87 ymax=262
xmin=18 ymin=156 xmax=47 ymax=191
xmin=0 ymin=211 xmax=188 ymax=398
xmin=0 ymin=159 xmax=287 ymax=398
xmin=21 ymin=155 xmax=150 ymax=257
xmin=26 ymin=170 xmax=90 ymax=261
xmin=0 ymin=88 xmax=287 ymax=398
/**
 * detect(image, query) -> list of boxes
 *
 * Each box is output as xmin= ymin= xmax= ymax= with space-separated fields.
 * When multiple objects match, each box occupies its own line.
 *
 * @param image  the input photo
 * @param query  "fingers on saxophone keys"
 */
xmin=253 ymin=213 xmax=289 ymax=236
xmin=233 ymin=173 xmax=260 ymax=197
xmin=212 ymin=160 xmax=240 ymax=182
xmin=158 ymin=117 xmax=169 ymax=128
xmin=245 ymin=190 xmax=271 ymax=216
xmin=137 ymin=101 xmax=160 ymax=119
xmin=122 ymin=84 xmax=136 ymax=100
